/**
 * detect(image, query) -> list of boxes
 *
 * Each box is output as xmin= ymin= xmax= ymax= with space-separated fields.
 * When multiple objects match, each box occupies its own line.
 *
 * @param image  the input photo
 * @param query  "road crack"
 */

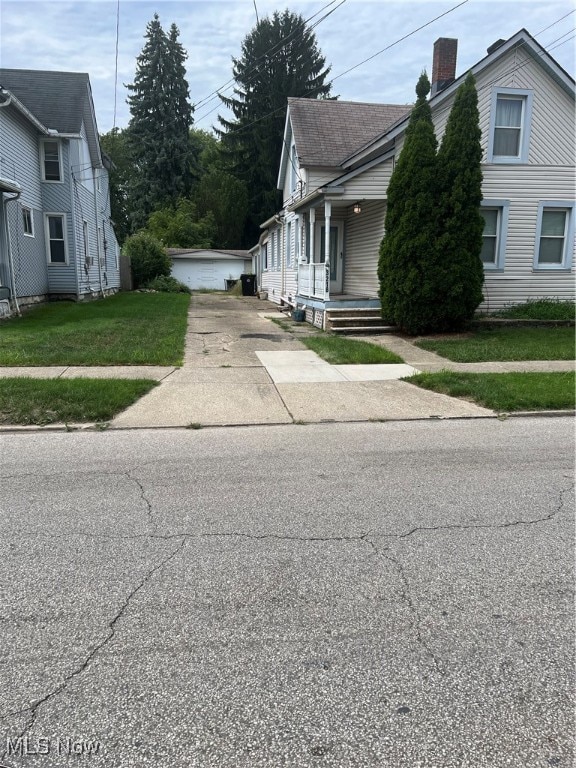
xmin=1 ymin=538 xmax=186 ymax=746
xmin=125 ymin=470 xmax=155 ymax=531
xmin=383 ymin=551 xmax=444 ymax=676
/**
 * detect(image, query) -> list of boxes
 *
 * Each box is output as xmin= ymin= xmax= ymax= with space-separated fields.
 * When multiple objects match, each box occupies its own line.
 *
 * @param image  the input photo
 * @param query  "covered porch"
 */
xmin=290 ymin=192 xmax=386 ymax=328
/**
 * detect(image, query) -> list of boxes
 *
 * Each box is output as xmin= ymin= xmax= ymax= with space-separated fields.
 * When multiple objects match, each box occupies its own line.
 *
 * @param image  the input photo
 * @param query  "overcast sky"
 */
xmin=1 ymin=0 xmax=574 ymax=135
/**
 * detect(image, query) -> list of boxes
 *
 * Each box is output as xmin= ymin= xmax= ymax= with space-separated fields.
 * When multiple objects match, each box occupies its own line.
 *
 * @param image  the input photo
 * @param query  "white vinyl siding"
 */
xmin=45 ymin=214 xmax=68 ymax=264
xmin=534 ymin=202 xmax=575 ymax=270
xmin=343 ymin=200 xmax=385 ymax=297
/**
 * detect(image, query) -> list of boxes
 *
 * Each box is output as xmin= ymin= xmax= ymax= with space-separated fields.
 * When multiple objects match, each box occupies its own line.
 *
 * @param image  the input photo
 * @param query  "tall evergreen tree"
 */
xmin=217 ymin=10 xmax=332 ymax=245
xmin=126 ymin=15 xmax=194 ymax=231
xmin=435 ymin=72 xmax=484 ymax=328
xmin=378 ymin=73 xmax=439 ymax=333
xmin=99 ymin=128 xmax=130 ymax=246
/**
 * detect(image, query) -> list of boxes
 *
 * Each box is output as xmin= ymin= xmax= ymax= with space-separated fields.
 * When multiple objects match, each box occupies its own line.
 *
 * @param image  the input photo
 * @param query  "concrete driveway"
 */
xmin=111 ymin=294 xmax=491 ymax=428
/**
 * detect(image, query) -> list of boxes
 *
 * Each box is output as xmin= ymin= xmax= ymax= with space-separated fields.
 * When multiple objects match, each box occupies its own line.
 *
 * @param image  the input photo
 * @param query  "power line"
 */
xmin=193 ymin=0 xmax=345 ymax=115
xmin=113 ymin=0 xmax=120 ymax=130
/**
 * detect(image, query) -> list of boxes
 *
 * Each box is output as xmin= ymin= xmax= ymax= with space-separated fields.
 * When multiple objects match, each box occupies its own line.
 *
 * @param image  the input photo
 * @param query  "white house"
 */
xmin=0 ymin=69 xmax=121 ymax=314
xmin=258 ymin=29 xmax=575 ymax=331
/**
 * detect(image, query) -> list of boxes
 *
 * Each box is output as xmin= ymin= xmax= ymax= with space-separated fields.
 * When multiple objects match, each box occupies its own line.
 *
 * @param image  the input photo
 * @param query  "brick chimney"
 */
xmin=431 ymin=37 xmax=458 ymax=96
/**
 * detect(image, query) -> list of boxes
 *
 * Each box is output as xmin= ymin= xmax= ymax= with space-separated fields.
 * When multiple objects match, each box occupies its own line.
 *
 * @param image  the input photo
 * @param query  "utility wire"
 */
xmin=113 ymin=0 xmax=120 ymax=130
xmin=193 ymin=0 xmax=345 ymax=115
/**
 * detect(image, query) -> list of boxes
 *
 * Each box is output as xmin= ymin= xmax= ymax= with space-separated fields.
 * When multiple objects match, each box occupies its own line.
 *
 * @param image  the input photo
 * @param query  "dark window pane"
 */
xmin=50 ymin=241 xmax=66 ymax=263
xmin=48 ymin=216 xmax=64 ymax=239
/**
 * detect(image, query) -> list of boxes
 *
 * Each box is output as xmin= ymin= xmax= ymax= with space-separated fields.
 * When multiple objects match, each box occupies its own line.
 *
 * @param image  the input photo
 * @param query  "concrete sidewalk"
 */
xmin=1 ymin=294 xmax=572 ymax=428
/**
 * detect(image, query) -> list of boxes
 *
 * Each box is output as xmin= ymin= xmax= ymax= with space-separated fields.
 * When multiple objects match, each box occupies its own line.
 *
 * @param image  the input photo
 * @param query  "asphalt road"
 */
xmin=0 ymin=418 xmax=574 ymax=768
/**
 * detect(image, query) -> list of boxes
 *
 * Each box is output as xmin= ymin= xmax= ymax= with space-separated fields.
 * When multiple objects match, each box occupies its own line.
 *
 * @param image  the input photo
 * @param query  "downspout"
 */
xmin=92 ymin=169 xmax=104 ymax=296
xmin=3 ymin=191 xmax=22 ymax=316
xmin=0 ymin=91 xmax=21 ymax=315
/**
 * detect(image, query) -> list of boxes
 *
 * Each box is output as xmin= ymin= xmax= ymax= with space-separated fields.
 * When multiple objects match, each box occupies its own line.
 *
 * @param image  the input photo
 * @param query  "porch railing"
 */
xmin=298 ymin=262 xmax=328 ymax=300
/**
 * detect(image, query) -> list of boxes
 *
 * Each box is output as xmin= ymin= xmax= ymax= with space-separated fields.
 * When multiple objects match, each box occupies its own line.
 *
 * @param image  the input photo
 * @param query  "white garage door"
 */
xmin=171 ymin=259 xmax=245 ymax=290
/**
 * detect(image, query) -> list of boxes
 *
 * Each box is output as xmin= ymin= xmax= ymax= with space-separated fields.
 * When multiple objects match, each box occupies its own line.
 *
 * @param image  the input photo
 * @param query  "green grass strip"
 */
xmin=0 ymin=378 xmax=157 ymax=425
xmin=0 ymin=292 xmax=190 ymax=366
xmin=415 ymin=327 xmax=575 ymax=362
xmin=406 ymin=371 xmax=575 ymax=412
xmin=302 ymin=335 xmax=403 ymax=364
xmin=491 ymin=299 xmax=575 ymax=320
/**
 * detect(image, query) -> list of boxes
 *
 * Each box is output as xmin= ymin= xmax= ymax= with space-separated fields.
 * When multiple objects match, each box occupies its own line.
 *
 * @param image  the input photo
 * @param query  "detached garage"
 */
xmin=168 ymin=249 xmax=253 ymax=290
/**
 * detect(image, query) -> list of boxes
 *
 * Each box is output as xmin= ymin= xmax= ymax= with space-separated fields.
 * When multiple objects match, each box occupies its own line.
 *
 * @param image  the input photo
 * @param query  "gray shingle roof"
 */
xmin=0 ymin=69 xmax=90 ymax=133
xmin=288 ymin=97 xmax=411 ymax=167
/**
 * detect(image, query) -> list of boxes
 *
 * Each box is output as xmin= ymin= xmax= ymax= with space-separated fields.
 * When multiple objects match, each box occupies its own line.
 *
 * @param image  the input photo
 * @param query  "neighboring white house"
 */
xmin=168 ymin=248 xmax=252 ymax=291
xmin=258 ymin=29 xmax=575 ymax=329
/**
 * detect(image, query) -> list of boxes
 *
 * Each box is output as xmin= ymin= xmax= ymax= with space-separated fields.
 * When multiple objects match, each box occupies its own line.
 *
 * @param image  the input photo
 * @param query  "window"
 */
xmin=22 ymin=206 xmax=34 ymax=237
xmin=82 ymin=220 xmax=90 ymax=265
xmin=262 ymin=242 xmax=268 ymax=271
xmin=290 ymin=144 xmax=298 ymax=193
xmin=286 ymin=222 xmax=292 ymax=268
xmin=41 ymin=140 xmax=62 ymax=181
xmin=45 ymin=214 xmax=67 ymax=264
xmin=488 ymin=88 xmax=532 ymax=164
xmin=480 ymin=200 xmax=509 ymax=270
xmin=534 ymin=202 xmax=575 ymax=270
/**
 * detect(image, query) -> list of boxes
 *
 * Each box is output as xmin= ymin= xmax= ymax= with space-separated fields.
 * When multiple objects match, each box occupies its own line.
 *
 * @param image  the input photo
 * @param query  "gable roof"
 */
xmin=0 ymin=69 xmax=90 ymax=133
xmin=0 ymin=68 xmax=103 ymax=166
xmin=344 ymin=28 xmax=575 ymax=169
xmin=287 ymin=97 xmax=411 ymax=168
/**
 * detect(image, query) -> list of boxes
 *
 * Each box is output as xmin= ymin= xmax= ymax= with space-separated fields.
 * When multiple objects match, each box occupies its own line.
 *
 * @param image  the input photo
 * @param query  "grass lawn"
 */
xmin=302 ymin=335 xmax=403 ymax=364
xmin=0 ymin=292 xmax=190 ymax=366
xmin=406 ymin=371 xmax=575 ymax=412
xmin=0 ymin=378 xmax=157 ymax=425
xmin=415 ymin=327 xmax=575 ymax=362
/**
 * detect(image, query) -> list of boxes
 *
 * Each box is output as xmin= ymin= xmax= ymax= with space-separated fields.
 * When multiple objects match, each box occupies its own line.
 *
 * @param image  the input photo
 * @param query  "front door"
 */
xmin=315 ymin=222 xmax=343 ymax=294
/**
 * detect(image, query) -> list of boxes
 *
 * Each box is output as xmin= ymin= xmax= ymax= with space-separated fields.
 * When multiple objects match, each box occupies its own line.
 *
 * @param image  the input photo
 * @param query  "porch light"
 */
xmin=353 ymin=202 xmax=362 ymax=214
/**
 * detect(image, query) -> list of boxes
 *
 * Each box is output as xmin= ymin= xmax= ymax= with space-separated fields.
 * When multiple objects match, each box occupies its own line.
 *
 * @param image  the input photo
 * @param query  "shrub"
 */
xmin=144 ymin=275 xmax=191 ymax=293
xmin=123 ymin=231 xmax=171 ymax=288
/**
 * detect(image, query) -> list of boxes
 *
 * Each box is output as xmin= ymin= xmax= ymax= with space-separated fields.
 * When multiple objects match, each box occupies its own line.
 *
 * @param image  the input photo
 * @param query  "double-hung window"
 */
xmin=41 ymin=140 xmax=62 ymax=181
xmin=488 ymin=88 xmax=533 ymax=164
xmin=534 ymin=202 xmax=575 ymax=270
xmin=480 ymin=200 xmax=509 ymax=270
xmin=45 ymin=214 xmax=67 ymax=264
xmin=22 ymin=206 xmax=34 ymax=237
xmin=286 ymin=222 xmax=292 ymax=268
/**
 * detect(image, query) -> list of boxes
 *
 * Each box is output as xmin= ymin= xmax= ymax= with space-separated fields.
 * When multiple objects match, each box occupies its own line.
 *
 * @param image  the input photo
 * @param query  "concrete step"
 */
xmin=332 ymin=325 xmax=399 ymax=335
xmin=329 ymin=316 xmax=384 ymax=327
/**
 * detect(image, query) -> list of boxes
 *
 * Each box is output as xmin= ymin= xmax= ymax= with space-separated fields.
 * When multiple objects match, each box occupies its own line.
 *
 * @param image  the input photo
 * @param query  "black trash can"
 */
xmin=240 ymin=274 xmax=256 ymax=296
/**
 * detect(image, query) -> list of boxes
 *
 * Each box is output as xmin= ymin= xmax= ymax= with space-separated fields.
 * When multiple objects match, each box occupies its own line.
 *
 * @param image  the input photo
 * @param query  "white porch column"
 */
xmin=324 ymin=199 xmax=331 ymax=300
xmin=309 ymin=207 xmax=315 ymax=298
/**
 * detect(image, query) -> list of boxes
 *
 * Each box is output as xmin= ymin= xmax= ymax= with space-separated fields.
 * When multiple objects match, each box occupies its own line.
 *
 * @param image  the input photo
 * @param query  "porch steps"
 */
xmin=326 ymin=308 xmax=399 ymax=335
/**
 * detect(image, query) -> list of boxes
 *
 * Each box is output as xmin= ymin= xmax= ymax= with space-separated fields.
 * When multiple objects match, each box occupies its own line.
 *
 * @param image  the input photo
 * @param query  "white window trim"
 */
xmin=487 ymin=87 xmax=533 ymax=164
xmin=261 ymin=241 xmax=268 ymax=272
xmin=40 ymin=139 xmax=63 ymax=183
xmin=44 ymin=213 xmax=68 ymax=265
xmin=22 ymin=206 xmax=34 ymax=238
xmin=480 ymin=199 xmax=510 ymax=271
xmin=533 ymin=201 xmax=575 ymax=271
